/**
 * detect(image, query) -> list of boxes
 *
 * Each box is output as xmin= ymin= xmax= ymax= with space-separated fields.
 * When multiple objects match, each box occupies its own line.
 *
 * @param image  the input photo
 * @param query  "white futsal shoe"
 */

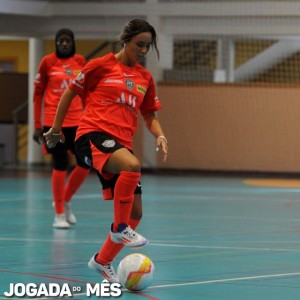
xmin=53 ymin=214 xmax=70 ymax=229
xmin=64 ymin=202 xmax=77 ymax=224
xmin=110 ymin=223 xmax=149 ymax=248
xmin=88 ymin=254 xmax=120 ymax=283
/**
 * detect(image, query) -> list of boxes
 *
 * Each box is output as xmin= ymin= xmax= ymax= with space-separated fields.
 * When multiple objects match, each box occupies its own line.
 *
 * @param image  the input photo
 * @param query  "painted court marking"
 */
xmin=244 ymin=178 xmax=300 ymax=188
xmin=149 ymin=271 xmax=300 ymax=289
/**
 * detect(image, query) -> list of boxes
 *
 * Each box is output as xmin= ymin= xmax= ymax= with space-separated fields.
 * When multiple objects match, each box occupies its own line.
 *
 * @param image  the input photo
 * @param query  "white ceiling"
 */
xmin=1 ymin=0 xmax=300 ymax=40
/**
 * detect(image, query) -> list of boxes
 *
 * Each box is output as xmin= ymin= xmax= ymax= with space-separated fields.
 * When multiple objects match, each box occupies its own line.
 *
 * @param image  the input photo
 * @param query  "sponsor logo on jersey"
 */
xmin=104 ymin=79 xmax=123 ymax=84
xmin=50 ymin=71 xmax=65 ymax=75
xmin=60 ymin=79 xmax=72 ymax=89
xmin=123 ymin=72 xmax=134 ymax=77
xmin=34 ymin=73 xmax=41 ymax=83
xmin=73 ymin=70 xmax=81 ymax=76
xmin=102 ymin=140 xmax=116 ymax=148
xmin=137 ymin=85 xmax=146 ymax=95
xmin=116 ymin=93 xmax=137 ymax=116
xmin=76 ymin=72 xmax=85 ymax=84
xmin=116 ymin=93 xmax=136 ymax=107
xmin=125 ymin=79 xmax=134 ymax=91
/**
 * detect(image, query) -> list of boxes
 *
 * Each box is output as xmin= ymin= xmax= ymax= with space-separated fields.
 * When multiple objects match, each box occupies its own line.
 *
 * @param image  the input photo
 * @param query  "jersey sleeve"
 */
xmin=139 ymin=75 xmax=163 ymax=116
xmin=33 ymin=57 xmax=48 ymax=129
xmin=69 ymin=58 xmax=102 ymax=99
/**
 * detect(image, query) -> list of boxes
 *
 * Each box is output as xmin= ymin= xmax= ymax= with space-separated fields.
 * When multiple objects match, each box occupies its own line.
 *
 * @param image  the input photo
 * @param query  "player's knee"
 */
xmin=126 ymin=160 xmax=141 ymax=172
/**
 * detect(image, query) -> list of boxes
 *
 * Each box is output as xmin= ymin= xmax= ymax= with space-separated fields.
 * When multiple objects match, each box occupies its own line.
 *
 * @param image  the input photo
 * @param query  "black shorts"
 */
xmin=42 ymin=126 xmax=89 ymax=170
xmin=75 ymin=131 xmax=142 ymax=200
xmin=75 ymin=131 xmax=124 ymax=169
xmin=43 ymin=126 xmax=77 ymax=155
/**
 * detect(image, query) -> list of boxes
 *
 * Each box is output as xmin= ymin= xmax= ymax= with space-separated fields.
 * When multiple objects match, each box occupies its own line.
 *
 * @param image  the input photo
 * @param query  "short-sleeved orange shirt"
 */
xmin=33 ymin=53 xmax=85 ymax=128
xmin=70 ymin=53 xmax=162 ymax=149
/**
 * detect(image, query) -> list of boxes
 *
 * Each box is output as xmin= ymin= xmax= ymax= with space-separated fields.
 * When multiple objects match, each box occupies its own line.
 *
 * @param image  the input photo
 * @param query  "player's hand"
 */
xmin=43 ymin=128 xmax=65 ymax=148
xmin=33 ymin=128 xmax=43 ymax=144
xmin=156 ymin=136 xmax=168 ymax=163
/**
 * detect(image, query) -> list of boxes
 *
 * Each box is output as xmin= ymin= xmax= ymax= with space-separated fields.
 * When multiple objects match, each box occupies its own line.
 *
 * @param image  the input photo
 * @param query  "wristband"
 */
xmin=157 ymin=136 xmax=167 ymax=143
xmin=51 ymin=131 xmax=62 ymax=136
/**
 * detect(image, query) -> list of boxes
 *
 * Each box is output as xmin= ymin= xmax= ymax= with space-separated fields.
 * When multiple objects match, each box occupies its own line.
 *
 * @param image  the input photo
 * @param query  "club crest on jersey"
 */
xmin=125 ymin=79 xmax=134 ymax=91
xmin=102 ymin=140 xmax=116 ymax=148
xmin=65 ymin=69 xmax=72 ymax=76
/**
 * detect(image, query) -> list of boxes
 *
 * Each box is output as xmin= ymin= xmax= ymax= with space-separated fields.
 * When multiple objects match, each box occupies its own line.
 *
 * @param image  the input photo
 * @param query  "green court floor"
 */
xmin=1 ymin=169 xmax=300 ymax=299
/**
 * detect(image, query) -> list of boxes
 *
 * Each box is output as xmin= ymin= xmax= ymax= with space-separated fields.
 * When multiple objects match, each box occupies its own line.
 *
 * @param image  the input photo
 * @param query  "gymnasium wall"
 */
xmin=0 ymin=40 xmax=112 ymax=73
xmin=0 ymin=73 xmax=28 ymax=122
xmin=1 ymin=41 xmax=300 ymax=172
xmin=155 ymin=84 xmax=300 ymax=173
xmin=0 ymin=40 xmax=111 ymax=121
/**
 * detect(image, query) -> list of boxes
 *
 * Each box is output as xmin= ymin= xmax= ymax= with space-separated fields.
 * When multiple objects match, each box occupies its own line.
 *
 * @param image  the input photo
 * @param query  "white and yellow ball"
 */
xmin=117 ymin=253 xmax=155 ymax=291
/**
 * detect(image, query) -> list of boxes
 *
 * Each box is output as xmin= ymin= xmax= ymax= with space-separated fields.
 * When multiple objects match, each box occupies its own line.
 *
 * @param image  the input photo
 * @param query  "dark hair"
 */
xmin=55 ymin=28 xmax=76 ymax=58
xmin=119 ymin=19 xmax=159 ymax=59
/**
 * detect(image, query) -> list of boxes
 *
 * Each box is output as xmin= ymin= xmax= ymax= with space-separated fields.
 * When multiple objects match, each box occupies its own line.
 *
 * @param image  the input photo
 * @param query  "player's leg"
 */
xmin=40 ymin=127 xmax=69 ymax=228
xmin=94 ymin=173 xmax=142 ymax=263
xmin=75 ymin=133 xmax=146 ymax=282
xmin=48 ymin=144 xmax=70 ymax=229
xmin=63 ymin=127 xmax=90 ymax=224
xmin=77 ymin=132 xmax=144 ymax=242
xmin=101 ymin=148 xmax=147 ymax=248
xmin=89 ymin=181 xmax=143 ymax=283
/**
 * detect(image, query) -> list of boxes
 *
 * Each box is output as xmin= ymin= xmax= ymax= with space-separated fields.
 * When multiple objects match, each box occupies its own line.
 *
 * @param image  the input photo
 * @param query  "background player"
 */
xmin=33 ymin=28 xmax=90 ymax=229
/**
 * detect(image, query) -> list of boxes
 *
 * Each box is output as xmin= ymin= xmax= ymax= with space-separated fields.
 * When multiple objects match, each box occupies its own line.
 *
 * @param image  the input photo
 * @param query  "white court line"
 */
xmin=149 ymin=271 xmax=300 ymax=289
xmin=150 ymin=242 xmax=300 ymax=252
xmin=0 ymin=198 xmax=28 ymax=202
xmin=1 ymin=238 xmax=300 ymax=253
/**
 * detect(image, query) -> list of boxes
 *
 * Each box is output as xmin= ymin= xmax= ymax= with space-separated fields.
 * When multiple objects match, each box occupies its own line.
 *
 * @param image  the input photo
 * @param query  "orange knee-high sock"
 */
xmin=52 ymin=169 xmax=67 ymax=214
xmin=64 ymin=166 xmax=90 ymax=203
xmin=113 ymin=171 xmax=141 ymax=231
xmin=96 ymin=217 xmax=141 ymax=265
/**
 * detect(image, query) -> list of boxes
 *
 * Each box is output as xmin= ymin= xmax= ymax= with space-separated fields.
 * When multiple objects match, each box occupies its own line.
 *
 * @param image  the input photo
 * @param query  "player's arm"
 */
xmin=33 ymin=60 xmax=47 ymax=144
xmin=43 ymin=88 xmax=77 ymax=148
xmin=143 ymin=112 xmax=168 ymax=162
xmin=33 ymin=87 xmax=44 ymax=144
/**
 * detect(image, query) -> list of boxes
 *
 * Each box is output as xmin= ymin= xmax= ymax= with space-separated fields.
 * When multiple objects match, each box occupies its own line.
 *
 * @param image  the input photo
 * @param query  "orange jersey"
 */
xmin=70 ymin=53 xmax=162 ymax=149
xmin=33 ymin=53 xmax=86 ymax=128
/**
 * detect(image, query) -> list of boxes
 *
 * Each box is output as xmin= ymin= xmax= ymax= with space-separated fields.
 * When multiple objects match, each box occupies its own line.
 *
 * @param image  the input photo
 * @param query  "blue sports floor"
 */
xmin=1 ymin=168 xmax=300 ymax=299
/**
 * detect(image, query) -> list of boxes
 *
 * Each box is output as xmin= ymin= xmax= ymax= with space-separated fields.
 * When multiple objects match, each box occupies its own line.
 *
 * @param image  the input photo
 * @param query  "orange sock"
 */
xmin=64 ymin=166 xmax=90 ymax=203
xmin=113 ymin=171 xmax=141 ymax=231
xmin=52 ymin=169 xmax=66 ymax=214
xmin=96 ymin=217 xmax=141 ymax=265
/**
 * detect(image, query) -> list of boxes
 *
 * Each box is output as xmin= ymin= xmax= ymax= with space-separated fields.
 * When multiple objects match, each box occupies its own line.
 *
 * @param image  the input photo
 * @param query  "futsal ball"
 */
xmin=117 ymin=253 xmax=155 ymax=291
